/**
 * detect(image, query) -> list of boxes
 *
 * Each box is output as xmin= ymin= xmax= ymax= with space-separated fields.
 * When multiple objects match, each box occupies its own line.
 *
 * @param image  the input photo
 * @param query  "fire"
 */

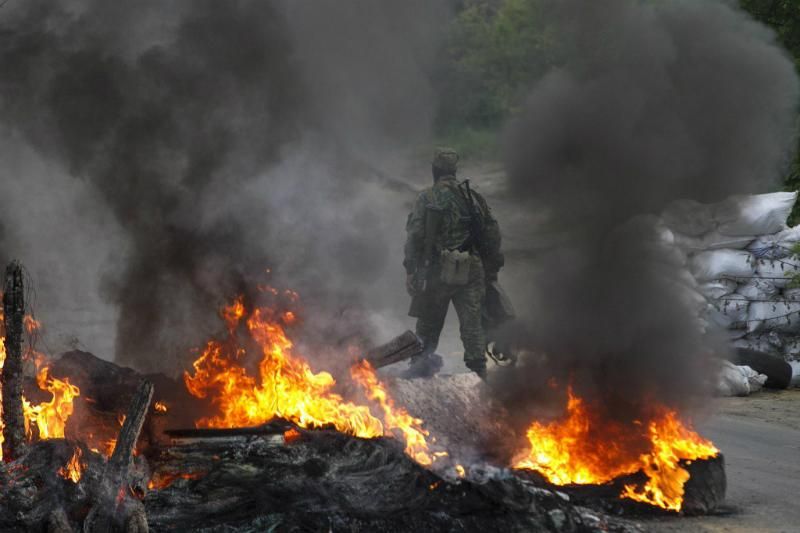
xmin=23 ymin=367 xmax=80 ymax=440
xmin=184 ymin=294 xmax=445 ymax=468
xmin=620 ymin=411 xmax=719 ymax=511
xmin=154 ymin=401 xmax=168 ymax=413
xmin=148 ymin=471 xmax=205 ymax=491
xmin=513 ymin=386 xmax=718 ymax=511
xmin=283 ymin=427 xmax=302 ymax=444
xmin=0 ymin=307 xmax=80 ymax=460
xmin=57 ymin=446 xmax=85 ymax=483
xmin=184 ymin=296 xmax=384 ymax=438
xmin=350 ymin=360 xmax=440 ymax=466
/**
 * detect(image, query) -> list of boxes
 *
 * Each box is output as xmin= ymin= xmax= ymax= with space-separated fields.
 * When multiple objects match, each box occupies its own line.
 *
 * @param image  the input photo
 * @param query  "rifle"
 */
xmin=459 ymin=180 xmax=517 ymax=365
xmin=458 ymin=179 xmax=490 ymax=260
xmin=408 ymin=205 xmax=443 ymax=318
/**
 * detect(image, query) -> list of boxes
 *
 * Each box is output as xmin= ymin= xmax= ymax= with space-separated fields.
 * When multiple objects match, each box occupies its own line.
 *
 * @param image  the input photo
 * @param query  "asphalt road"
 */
xmin=649 ymin=390 xmax=800 ymax=533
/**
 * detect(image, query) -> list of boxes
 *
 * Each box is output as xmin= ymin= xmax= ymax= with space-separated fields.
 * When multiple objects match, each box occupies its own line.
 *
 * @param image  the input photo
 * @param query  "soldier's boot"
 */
xmin=465 ymin=359 xmax=487 ymax=380
xmin=402 ymin=352 xmax=443 ymax=379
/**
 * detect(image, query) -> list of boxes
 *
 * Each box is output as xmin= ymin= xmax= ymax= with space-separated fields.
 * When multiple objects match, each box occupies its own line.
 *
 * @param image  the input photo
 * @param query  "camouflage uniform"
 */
xmin=404 ymin=148 xmax=503 ymax=375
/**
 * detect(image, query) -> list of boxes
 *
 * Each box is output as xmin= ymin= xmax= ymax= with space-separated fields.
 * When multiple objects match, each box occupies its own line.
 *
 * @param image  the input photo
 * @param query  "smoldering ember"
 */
xmin=1 ymin=1 xmax=800 ymax=533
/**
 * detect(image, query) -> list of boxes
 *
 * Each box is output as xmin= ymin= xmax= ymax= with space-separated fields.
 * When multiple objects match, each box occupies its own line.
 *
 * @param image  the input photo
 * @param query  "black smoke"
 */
xmin=495 ymin=0 xmax=799 ymax=425
xmin=0 ymin=0 xmax=451 ymax=373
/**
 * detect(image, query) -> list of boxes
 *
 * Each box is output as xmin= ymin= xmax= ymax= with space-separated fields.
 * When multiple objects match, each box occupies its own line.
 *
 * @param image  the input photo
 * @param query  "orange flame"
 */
xmin=57 ymin=446 xmax=85 ymax=483
xmin=0 ymin=308 xmax=80 ymax=460
xmin=513 ymin=386 xmax=717 ymax=511
xmin=350 ymin=360 xmax=440 ymax=466
xmin=154 ymin=401 xmax=168 ymax=413
xmin=620 ymin=411 xmax=718 ymax=511
xmin=283 ymin=427 xmax=302 ymax=444
xmin=148 ymin=471 xmax=204 ymax=491
xmin=184 ymin=296 xmax=384 ymax=438
xmin=22 ymin=367 xmax=81 ymax=440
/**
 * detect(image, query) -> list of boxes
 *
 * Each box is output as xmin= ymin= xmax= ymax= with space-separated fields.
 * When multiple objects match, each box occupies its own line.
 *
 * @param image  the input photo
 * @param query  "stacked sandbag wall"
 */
xmin=662 ymin=192 xmax=800 ymax=362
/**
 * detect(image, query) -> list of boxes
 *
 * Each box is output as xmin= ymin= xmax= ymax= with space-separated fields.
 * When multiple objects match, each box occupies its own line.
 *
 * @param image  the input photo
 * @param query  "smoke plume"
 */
xmin=496 ymin=0 xmax=799 ymax=425
xmin=0 ymin=0 xmax=450 ymax=373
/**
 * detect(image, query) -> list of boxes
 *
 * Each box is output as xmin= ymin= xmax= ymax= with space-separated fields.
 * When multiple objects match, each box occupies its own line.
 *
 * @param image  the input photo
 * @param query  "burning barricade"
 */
xmin=0 ymin=260 xmax=724 ymax=532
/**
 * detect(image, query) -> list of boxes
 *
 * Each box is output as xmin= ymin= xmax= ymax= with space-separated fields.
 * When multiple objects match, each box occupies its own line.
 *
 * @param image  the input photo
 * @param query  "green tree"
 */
xmin=434 ymin=0 xmax=555 ymax=157
xmin=739 ymin=1 xmax=800 ymax=222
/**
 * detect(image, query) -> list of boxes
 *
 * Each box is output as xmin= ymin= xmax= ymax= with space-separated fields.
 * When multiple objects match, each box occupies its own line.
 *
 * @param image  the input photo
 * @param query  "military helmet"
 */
xmin=432 ymin=147 xmax=459 ymax=174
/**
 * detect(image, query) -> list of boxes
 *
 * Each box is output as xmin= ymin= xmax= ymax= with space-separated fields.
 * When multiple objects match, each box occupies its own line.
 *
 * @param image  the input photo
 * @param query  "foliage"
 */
xmin=739 ymin=0 xmax=800 ymax=223
xmin=433 ymin=0 xmax=556 ymax=157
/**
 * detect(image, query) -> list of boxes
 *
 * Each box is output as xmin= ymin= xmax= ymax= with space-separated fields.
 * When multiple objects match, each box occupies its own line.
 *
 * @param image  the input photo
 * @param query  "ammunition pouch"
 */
xmin=439 ymin=249 xmax=471 ymax=286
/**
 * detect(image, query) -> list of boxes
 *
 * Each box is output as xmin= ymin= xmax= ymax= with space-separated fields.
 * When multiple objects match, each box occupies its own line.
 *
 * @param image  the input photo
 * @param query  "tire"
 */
xmin=732 ymin=348 xmax=792 ymax=389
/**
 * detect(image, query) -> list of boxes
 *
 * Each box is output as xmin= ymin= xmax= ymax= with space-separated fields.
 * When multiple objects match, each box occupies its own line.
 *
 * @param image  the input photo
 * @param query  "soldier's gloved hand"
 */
xmin=406 ymin=274 xmax=416 ymax=296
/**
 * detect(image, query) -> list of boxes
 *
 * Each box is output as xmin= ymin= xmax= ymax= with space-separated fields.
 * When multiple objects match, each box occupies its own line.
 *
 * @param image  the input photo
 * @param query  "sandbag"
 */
xmin=699 ymin=279 xmax=738 ymax=299
xmin=782 ymin=337 xmax=800 ymax=358
xmin=689 ymin=249 xmax=756 ymax=282
xmin=742 ymin=365 xmax=768 ymax=393
xmin=735 ymin=279 xmax=779 ymax=301
xmin=747 ymin=301 xmax=800 ymax=334
xmin=673 ymin=231 xmax=755 ymax=251
xmin=747 ymin=225 xmax=800 ymax=259
xmin=782 ymin=287 xmax=800 ymax=300
xmin=790 ymin=360 xmax=800 ymax=388
xmin=710 ymin=294 xmax=749 ymax=329
xmin=662 ymin=199 xmax=716 ymax=237
xmin=716 ymin=360 xmax=751 ymax=396
xmin=715 ymin=192 xmax=797 ymax=237
xmin=731 ymin=348 xmax=793 ymax=389
xmin=754 ymin=257 xmax=800 ymax=288
xmin=732 ymin=334 xmax=781 ymax=357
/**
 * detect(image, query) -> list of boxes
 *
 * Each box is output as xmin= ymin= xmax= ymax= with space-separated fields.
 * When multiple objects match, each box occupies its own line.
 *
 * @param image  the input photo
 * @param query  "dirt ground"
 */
xmin=647 ymin=389 xmax=800 ymax=533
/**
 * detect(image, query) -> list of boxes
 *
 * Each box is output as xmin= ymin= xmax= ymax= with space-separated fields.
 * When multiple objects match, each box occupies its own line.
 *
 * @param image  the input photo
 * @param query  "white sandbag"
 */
xmin=782 ymin=338 xmax=800 ymax=358
xmin=699 ymin=279 xmax=738 ymax=299
xmin=716 ymin=360 xmax=751 ymax=396
xmin=732 ymin=334 xmax=782 ymax=356
xmin=736 ymin=279 xmax=779 ymax=301
xmin=742 ymin=365 xmax=768 ymax=393
xmin=747 ymin=225 xmax=800 ymax=259
xmin=710 ymin=294 xmax=749 ymax=329
xmin=662 ymin=199 xmax=716 ymax=236
xmin=726 ymin=328 xmax=748 ymax=341
xmin=675 ymin=267 xmax=700 ymax=290
xmin=782 ymin=287 xmax=800 ymax=300
xmin=673 ymin=231 xmax=755 ymax=251
xmin=747 ymin=301 xmax=800 ymax=334
xmin=754 ymin=257 xmax=800 ymax=288
xmin=656 ymin=223 xmax=675 ymax=246
xmin=715 ymin=192 xmax=797 ymax=237
xmin=689 ymin=249 xmax=756 ymax=282
xmin=790 ymin=360 xmax=800 ymax=388
xmin=683 ymin=288 xmax=710 ymax=316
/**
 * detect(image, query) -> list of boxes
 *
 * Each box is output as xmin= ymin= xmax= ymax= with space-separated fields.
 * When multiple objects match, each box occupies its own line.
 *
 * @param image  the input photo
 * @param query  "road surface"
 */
xmin=650 ymin=389 xmax=800 ymax=533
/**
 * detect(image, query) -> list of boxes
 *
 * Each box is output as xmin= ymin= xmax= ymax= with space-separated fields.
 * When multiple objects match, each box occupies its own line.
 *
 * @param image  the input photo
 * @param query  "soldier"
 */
xmin=403 ymin=147 xmax=504 ymax=379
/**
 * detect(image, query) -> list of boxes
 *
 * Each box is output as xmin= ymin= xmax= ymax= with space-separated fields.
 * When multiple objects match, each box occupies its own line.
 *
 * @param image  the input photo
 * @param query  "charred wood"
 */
xmin=47 ymin=507 xmax=74 ymax=533
xmin=2 ymin=260 xmax=26 ymax=461
xmin=84 ymin=380 xmax=153 ymax=533
xmin=363 ymin=329 xmax=424 ymax=369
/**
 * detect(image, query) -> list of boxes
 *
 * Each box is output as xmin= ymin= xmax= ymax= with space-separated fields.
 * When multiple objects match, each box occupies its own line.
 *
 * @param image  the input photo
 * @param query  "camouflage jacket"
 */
xmin=403 ymin=175 xmax=503 ymax=276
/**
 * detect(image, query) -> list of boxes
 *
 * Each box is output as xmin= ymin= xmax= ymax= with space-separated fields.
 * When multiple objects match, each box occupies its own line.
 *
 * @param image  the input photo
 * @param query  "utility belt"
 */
xmin=439 ymin=238 xmax=478 ymax=286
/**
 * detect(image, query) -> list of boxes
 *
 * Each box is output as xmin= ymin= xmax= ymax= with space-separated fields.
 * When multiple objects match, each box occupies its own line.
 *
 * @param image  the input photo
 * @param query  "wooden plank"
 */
xmin=363 ymin=330 xmax=423 ymax=369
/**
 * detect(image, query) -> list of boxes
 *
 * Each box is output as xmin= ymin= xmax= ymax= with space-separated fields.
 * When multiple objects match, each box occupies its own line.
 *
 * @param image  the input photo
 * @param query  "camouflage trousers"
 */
xmin=415 ymin=255 xmax=486 ymax=370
